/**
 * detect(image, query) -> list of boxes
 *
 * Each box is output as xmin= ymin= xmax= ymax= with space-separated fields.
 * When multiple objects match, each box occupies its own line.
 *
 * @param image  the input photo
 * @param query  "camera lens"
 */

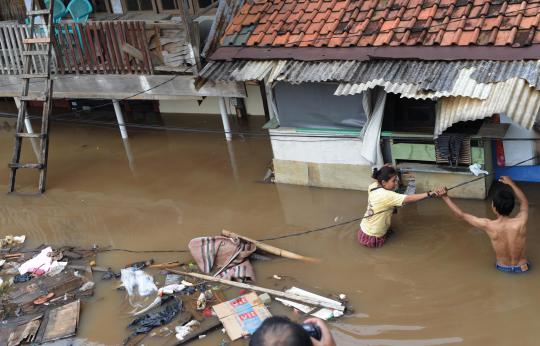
xmin=301 ymin=323 xmax=322 ymax=341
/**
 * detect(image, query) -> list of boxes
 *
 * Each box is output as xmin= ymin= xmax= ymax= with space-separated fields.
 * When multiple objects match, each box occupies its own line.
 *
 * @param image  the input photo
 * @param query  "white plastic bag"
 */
xmin=18 ymin=247 xmax=53 ymax=275
xmin=469 ymin=163 xmax=488 ymax=176
xmin=120 ymin=268 xmax=157 ymax=297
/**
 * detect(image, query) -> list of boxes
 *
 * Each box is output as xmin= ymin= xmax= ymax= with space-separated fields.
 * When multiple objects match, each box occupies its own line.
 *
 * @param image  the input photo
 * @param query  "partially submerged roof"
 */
xmin=204 ymin=1 xmax=540 ymax=132
xmin=213 ymin=0 xmax=540 ymax=60
xmin=200 ymin=58 xmax=540 ymax=134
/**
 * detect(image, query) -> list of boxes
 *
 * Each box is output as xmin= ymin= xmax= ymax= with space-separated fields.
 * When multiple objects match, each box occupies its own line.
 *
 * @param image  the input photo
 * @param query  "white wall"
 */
xmin=500 ymin=114 xmax=540 ymax=165
xmin=159 ymin=84 xmax=265 ymax=116
xmin=244 ymin=83 xmax=265 ymax=116
xmin=269 ymin=128 xmax=370 ymax=165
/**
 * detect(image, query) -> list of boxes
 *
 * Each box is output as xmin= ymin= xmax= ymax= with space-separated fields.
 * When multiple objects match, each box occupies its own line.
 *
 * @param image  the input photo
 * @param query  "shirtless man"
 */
xmin=440 ymin=176 xmax=529 ymax=273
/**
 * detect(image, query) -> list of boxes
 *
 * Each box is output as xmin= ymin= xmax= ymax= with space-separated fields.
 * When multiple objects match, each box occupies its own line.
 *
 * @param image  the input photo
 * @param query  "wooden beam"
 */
xmin=0 ymin=74 xmax=247 ymax=99
xmin=170 ymin=270 xmax=345 ymax=312
xmin=222 ymin=230 xmax=318 ymax=263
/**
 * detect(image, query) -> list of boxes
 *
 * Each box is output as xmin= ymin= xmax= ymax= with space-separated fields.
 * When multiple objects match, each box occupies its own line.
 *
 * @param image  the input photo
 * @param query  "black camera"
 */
xmin=301 ymin=323 xmax=322 ymax=341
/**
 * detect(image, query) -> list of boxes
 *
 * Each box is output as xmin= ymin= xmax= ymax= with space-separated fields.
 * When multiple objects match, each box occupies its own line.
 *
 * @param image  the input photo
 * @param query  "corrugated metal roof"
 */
xmin=436 ymin=78 xmax=540 ymax=136
xmin=199 ymin=60 xmax=275 ymax=81
xmin=335 ymin=68 xmax=493 ymax=100
xmin=470 ymin=60 xmax=540 ymax=89
xmin=201 ymin=59 xmax=540 ymax=93
xmin=200 ymin=58 xmax=540 ymax=132
xmin=273 ymin=60 xmax=358 ymax=84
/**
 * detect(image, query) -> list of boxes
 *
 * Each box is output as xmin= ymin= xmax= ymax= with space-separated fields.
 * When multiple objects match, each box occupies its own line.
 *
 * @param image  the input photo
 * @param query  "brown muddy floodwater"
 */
xmin=0 ymin=105 xmax=539 ymax=346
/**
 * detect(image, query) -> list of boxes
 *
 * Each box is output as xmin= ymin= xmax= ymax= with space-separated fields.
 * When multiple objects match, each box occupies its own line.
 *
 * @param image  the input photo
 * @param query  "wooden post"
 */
xmin=112 ymin=99 xmax=128 ymax=139
xmin=180 ymin=0 xmax=201 ymax=74
xmin=222 ymin=230 xmax=319 ymax=263
xmin=234 ymin=97 xmax=248 ymax=119
xmin=218 ymin=97 xmax=232 ymax=141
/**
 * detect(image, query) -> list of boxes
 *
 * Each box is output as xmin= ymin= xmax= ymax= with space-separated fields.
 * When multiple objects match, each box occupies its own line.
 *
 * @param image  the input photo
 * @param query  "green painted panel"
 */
xmin=391 ymin=143 xmax=436 ymax=162
xmin=471 ymin=147 xmax=484 ymax=164
xmin=391 ymin=143 xmax=485 ymax=164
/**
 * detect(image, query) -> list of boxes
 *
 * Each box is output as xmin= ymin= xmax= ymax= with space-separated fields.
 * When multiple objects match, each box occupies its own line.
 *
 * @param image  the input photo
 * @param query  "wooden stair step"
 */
xmin=15 ymin=133 xmax=46 ymax=139
xmin=23 ymin=37 xmax=51 ymax=44
xmin=27 ymin=10 xmax=50 ymax=16
xmin=20 ymin=95 xmax=47 ymax=102
xmin=20 ymin=73 xmax=49 ymax=79
xmin=22 ymin=50 xmax=49 ymax=56
xmin=9 ymin=163 xmax=44 ymax=169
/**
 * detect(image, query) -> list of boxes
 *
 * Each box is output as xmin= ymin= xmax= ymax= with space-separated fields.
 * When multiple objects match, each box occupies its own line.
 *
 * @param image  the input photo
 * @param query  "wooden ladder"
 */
xmin=8 ymin=0 xmax=54 ymax=194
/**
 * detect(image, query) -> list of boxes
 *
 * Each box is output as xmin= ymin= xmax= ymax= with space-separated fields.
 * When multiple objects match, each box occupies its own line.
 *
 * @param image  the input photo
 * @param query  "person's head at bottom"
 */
xmin=249 ymin=316 xmax=336 ymax=346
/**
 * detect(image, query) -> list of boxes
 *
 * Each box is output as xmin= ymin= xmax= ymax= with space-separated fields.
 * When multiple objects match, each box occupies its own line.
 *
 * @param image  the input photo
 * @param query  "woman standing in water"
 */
xmin=359 ymin=165 xmax=443 ymax=248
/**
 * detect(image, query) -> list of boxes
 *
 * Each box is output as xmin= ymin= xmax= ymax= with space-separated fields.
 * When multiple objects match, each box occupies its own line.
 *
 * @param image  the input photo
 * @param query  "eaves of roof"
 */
xmin=210 ymin=45 xmax=540 ymax=61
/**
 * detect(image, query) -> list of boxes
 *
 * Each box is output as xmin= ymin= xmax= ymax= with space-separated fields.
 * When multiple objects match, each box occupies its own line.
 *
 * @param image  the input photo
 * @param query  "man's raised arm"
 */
xmin=441 ymin=189 xmax=489 ymax=229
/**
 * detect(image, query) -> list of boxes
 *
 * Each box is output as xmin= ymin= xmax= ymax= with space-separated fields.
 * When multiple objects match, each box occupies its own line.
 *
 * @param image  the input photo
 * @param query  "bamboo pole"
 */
xmin=148 ymin=261 xmax=182 ymax=269
xmin=222 ymin=230 xmax=319 ymax=263
xmin=170 ymin=270 xmax=344 ymax=312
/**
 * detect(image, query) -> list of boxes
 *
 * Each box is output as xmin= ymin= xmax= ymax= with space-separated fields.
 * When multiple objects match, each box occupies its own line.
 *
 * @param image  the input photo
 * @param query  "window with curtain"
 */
xmin=274 ymin=82 xmax=366 ymax=130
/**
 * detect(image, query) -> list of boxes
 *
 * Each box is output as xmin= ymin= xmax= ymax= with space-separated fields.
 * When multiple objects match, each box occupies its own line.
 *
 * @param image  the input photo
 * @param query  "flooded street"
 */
xmin=0 ymin=108 xmax=539 ymax=346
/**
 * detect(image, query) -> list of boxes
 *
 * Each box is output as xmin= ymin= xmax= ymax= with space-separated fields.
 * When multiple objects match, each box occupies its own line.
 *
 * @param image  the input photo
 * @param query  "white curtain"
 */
xmin=359 ymin=88 xmax=386 ymax=167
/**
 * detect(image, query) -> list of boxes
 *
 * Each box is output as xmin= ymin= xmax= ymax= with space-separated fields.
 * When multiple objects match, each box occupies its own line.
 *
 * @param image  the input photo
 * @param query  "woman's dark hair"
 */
xmin=492 ymin=189 xmax=515 ymax=216
xmin=372 ymin=165 xmax=397 ymax=184
xmin=249 ymin=316 xmax=313 ymax=346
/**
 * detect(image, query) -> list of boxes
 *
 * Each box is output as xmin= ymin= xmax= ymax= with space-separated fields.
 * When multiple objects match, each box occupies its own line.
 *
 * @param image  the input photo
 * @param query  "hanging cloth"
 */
xmin=359 ymin=88 xmax=387 ymax=168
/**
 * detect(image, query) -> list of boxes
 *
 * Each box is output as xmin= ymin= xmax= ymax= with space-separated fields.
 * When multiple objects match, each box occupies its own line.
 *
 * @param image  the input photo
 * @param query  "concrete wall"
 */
xmin=159 ymin=84 xmax=265 ymax=116
xmin=269 ymin=128 xmax=374 ymax=190
xmin=400 ymin=165 xmax=488 ymax=200
xmin=269 ymin=128 xmax=369 ymax=165
xmin=273 ymin=159 xmax=374 ymax=190
xmin=269 ymin=128 xmax=491 ymax=198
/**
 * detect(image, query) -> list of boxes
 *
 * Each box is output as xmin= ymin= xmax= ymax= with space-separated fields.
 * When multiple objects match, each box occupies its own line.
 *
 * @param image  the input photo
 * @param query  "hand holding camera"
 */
xmin=303 ymin=318 xmax=336 ymax=346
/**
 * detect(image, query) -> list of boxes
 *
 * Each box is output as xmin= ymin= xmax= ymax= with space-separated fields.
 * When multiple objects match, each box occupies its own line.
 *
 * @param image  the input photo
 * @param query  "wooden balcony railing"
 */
xmin=0 ymin=20 xmax=195 ymax=76
xmin=53 ymin=21 xmax=153 ymax=74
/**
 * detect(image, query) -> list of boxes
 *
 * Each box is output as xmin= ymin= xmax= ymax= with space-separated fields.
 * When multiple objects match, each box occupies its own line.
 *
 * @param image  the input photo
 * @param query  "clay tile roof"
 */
xmin=221 ymin=0 xmax=540 ymax=48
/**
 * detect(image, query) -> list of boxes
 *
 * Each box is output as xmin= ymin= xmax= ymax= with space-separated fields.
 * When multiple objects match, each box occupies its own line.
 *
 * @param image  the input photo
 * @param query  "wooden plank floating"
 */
xmin=172 ymin=270 xmax=346 ymax=312
xmin=39 ymin=300 xmax=80 ymax=343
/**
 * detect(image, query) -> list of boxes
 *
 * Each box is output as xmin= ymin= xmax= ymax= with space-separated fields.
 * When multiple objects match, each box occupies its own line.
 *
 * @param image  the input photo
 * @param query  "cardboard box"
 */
xmin=212 ymin=292 xmax=271 ymax=340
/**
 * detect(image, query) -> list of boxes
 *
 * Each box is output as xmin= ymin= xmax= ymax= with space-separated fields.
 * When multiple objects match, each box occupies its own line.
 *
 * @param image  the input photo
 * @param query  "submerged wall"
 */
xmin=269 ymin=128 xmax=492 ymax=199
xmin=269 ymin=128 xmax=374 ymax=190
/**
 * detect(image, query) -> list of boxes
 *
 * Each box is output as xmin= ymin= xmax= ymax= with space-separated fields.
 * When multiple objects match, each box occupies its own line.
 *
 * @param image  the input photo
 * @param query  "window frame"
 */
xmin=91 ymin=0 xmax=113 ymax=13
xmin=156 ymin=0 xmax=182 ymax=14
xmin=121 ymin=0 xmax=158 ymax=13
